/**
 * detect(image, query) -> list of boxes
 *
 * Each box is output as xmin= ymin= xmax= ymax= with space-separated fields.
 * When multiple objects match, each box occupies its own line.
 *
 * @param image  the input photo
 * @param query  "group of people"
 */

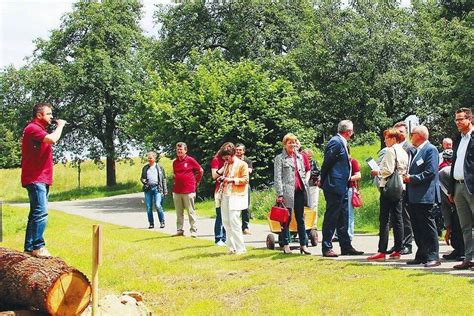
xmin=141 ymin=141 xmax=253 ymax=255
xmin=366 ymin=108 xmax=474 ymax=270
xmin=20 ymin=102 xmax=473 ymax=271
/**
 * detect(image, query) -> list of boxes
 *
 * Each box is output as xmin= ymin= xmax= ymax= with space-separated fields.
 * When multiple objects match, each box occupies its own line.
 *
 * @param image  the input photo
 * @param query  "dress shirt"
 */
xmin=453 ymin=127 xmax=473 ymax=180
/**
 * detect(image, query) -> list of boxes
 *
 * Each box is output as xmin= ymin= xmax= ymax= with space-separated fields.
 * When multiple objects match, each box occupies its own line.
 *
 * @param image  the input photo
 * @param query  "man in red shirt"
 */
xmin=21 ymin=103 xmax=66 ymax=257
xmin=172 ymin=142 xmax=203 ymax=237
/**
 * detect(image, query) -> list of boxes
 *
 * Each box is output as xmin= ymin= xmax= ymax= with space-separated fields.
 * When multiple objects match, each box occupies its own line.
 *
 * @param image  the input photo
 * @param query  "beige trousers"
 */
xmin=173 ymin=192 xmax=197 ymax=233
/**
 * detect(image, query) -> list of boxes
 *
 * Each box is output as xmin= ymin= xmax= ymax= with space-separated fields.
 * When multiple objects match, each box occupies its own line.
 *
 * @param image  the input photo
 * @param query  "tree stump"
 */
xmin=0 ymin=247 xmax=91 ymax=315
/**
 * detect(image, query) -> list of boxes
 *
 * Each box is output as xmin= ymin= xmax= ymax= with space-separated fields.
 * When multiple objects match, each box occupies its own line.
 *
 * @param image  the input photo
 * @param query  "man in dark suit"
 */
xmin=448 ymin=107 xmax=474 ymax=270
xmin=320 ymin=120 xmax=364 ymax=257
xmin=403 ymin=125 xmax=441 ymax=267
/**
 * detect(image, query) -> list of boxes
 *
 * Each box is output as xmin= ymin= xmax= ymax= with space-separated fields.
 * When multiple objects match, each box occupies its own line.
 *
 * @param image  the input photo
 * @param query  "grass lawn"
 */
xmin=2 ymin=205 xmax=473 ymax=315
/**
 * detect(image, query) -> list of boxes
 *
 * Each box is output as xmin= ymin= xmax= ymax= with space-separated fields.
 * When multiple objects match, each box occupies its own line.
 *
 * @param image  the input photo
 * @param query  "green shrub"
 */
xmin=250 ymin=188 xmax=276 ymax=220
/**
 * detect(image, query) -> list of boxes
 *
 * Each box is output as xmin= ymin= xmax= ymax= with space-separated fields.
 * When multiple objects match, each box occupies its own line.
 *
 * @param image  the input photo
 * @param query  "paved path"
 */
xmin=17 ymin=193 xmax=473 ymax=277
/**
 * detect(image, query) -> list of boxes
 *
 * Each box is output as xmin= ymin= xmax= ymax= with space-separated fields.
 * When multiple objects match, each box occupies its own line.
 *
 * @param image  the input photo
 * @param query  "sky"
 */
xmin=0 ymin=0 xmax=170 ymax=68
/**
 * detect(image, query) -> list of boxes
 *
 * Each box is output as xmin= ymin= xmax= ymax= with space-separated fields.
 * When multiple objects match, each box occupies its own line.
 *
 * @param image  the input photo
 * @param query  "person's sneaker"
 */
xmin=367 ymin=252 xmax=386 ymax=261
xmin=31 ymin=247 xmax=52 ymax=258
xmin=148 ymin=224 xmax=154 ymax=229
xmin=172 ymin=230 xmax=184 ymax=237
xmin=160 ymin=222 xmax=165 ymax=228
xmin=190 ymin=232 xmax=198 ymax=238
xmin=388 ymin=251 xmax=401 ymax=260
xmin=216 ymin=240 xmax=226 ymax=247
xmin=243 ymin=228 xmax=252 ymax=235
xmin=228 ymin=249 xmax=236 ymax=255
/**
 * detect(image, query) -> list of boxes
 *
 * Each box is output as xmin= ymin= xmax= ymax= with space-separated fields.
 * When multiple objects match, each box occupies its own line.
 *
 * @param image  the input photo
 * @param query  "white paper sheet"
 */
xmin=365 ymin=158 xmax=380 ymax=171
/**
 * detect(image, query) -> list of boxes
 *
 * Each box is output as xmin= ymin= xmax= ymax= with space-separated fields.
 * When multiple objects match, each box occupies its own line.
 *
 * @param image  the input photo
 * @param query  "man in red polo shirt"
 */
xmin=172 ymin=142 xmax=203 ymax=237
xmin=21 ymin=103 xmax=66 ymax=257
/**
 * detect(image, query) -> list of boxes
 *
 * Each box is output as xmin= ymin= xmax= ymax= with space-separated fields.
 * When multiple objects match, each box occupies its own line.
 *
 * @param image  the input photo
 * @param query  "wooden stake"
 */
xmin=92 ymin=225 xmax=102 ymax=316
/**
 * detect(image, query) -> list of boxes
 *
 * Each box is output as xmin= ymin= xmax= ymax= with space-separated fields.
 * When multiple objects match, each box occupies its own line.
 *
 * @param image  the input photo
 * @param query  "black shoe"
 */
xmin=456 ymin=255 xmax=466 ymax=262
xmin=406 ymin=259 xmax=423 ymax=265
xmin=148 ymin=224 xmax=154 ymax=229
xmin=443 ymin=251 xmax=462 ymax=261
xmin=400 ymin=247 xmax=412 ymax=255
xmin=341 ymin=248 xmax=364 ymax=256
xmin=160 ymin=222 xmax=165 ymax=228
xmin=385 ymin=246 xmax=395 ymax=254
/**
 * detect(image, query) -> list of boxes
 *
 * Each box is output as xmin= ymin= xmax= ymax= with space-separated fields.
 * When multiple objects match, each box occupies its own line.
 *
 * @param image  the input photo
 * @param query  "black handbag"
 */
xmin=382 ymin=149 xmax=403 ymax=201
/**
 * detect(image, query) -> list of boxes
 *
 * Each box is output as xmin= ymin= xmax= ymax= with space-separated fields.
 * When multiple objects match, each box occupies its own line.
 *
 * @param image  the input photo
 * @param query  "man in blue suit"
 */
xmin=449 ymin=107 xmax=474 ymax=270
xmin=403 ymin=125 xmax=441 ymax=267
xmin=320 ymin=120 xmax=364 ymax=257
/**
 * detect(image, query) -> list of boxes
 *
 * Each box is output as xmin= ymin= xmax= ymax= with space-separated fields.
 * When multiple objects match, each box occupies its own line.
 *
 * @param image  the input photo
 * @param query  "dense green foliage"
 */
xmin=0 ymin=0 xmax=472 ymax=191
xmin=129 ymin=51 xmax=313 ymax=192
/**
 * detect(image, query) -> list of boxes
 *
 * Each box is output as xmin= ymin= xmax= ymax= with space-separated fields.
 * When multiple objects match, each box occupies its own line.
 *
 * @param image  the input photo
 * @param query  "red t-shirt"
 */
xmin=210 ymin=155 xmax=225 ymax=192
xmin=348 ymin=158 xmax=360 ymax=188
xmin=173 ymin=155 xmax=202 ymax=194
xmin=21 ymin=119 xmax=53 ymax=187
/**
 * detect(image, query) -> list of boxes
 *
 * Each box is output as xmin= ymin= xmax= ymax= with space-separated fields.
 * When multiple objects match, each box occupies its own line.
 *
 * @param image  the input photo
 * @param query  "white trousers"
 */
xmin=309 ymin=186 xmax=320 ymax=227
xmin=221 ymin=195 xmax=246 ymax=254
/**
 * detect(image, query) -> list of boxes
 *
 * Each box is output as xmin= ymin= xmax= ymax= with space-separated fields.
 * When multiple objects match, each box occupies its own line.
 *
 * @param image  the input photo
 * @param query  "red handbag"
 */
xmin=270 ymin=203 xmax=289 ymax=224
xmin=351 ymin=182 xmax=362 ymax=208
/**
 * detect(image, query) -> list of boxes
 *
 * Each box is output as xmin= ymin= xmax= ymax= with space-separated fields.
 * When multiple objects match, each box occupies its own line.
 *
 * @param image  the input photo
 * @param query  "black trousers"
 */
xmin=407 ymin=203 xmax=440 ymax=262
xmin=378 ymin=194 xmax=404 ymax=253
xmin=282 ymin=188 xmax=308 ymax=246
xmin=401 ymin=191 xmax=413 ymax=249
xmin=450 ymin=207 xmax=465 ymax=255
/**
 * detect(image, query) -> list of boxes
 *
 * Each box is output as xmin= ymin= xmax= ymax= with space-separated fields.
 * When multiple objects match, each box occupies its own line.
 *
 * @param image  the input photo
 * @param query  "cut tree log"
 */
xmin=0 ymin=247 xmax=91 ymax=315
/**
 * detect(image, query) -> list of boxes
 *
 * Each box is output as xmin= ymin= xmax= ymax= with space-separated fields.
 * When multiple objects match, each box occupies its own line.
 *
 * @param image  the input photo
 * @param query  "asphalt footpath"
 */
xmin=15 ymin=192 xmax=473 ymax=277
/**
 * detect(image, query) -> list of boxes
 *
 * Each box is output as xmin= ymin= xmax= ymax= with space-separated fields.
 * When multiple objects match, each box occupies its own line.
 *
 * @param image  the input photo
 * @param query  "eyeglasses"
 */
xmin=454 ymin=117 xmax=467 ymax=122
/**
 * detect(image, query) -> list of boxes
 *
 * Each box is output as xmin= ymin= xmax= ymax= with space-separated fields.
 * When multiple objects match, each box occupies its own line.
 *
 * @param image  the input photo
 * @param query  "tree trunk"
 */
xmin=0 ymin=247 xmax=91 ymax=315
xmin=106 ymin=156 xmax=116 ymax=187
xmin=104 ymin=108 xmax=116 ymax=187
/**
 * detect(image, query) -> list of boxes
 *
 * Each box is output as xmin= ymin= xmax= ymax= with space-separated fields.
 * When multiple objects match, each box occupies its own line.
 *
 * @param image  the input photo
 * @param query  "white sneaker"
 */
xmin=190 ymin=232 xmax=198 ymax=238
xmin=216 ymin=240 xmax=226 ymax=247
xmin=32 ymin=247 xmax=52 ymax=258
xmin=228 ymin=249 xmax=236 ymax=255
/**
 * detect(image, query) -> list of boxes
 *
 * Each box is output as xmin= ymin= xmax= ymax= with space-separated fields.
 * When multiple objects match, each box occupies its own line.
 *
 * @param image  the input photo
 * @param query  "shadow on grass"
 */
xmin=343 ymin=261 xmax=474 ymax=278
xmin=170 ymin=245 xmax=215 ymax=252
xmin=48 ymin=181 xmax=141 ymax=202
xmin=133 ymin=236 xmax=174 ymax=242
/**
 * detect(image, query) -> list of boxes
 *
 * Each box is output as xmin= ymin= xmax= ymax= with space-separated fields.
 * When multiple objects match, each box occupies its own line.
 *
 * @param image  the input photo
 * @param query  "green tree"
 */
xmin=129 ymin=51 xmax=308 ymax=193
xmin=0 ymin=63 xmax=66 ymax=168
xmin=410 ymin=2 xmax=473 ymax=142
xmin=154 ymin=0 xmax=312 ymax=62
xmin=31 ymin=0 xmax=149 ymax=186
xmin=290 ymin=2 xmax=421 ymax=145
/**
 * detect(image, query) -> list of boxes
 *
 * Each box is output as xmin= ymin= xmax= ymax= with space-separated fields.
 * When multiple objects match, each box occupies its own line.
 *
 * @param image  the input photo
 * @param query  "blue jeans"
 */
xmin=144 ymin=187 xmax=165 ymax=225
xmin=214 ymin=207 xmax=226 ymax=243
xmin=348 ymin=188 xmax=355 ymax=241
xmin=24 ymin=183 xmax=49 ymax=252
